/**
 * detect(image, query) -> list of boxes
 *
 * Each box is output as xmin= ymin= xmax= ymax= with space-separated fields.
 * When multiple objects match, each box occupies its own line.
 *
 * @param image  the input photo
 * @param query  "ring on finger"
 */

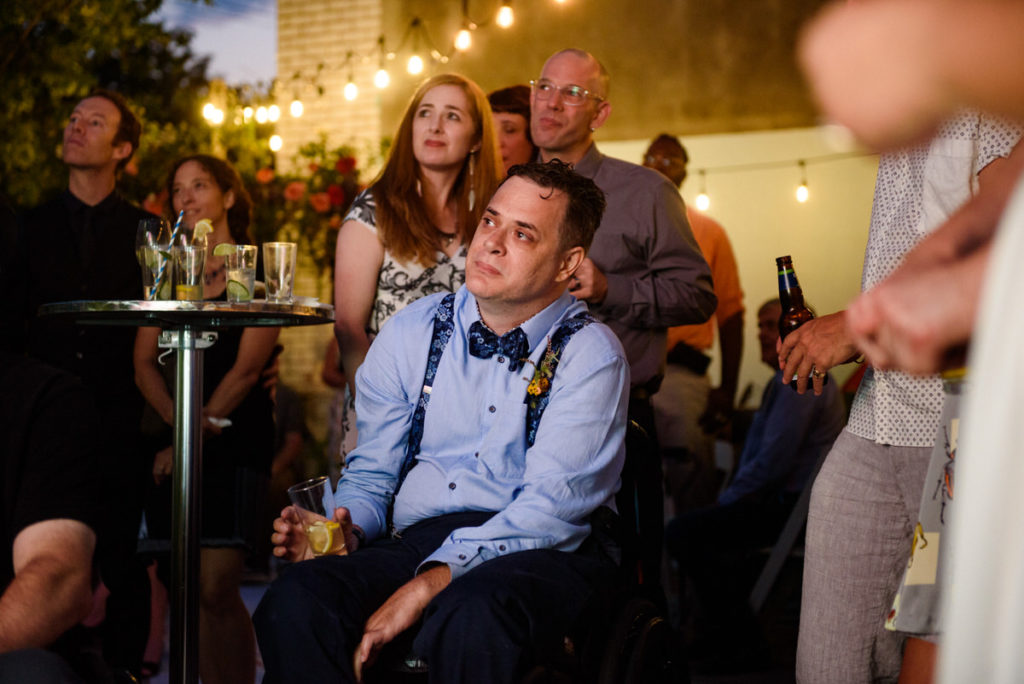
xmin=811 ymin=366 xmax=824 ymax=379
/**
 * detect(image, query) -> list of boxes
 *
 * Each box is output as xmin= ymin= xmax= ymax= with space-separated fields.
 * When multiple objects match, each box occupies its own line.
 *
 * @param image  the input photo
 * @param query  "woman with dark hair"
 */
xmin=134 ymin=154 xmax=277 ymax=684
xmin=488 ymin=84 xmax=538 ymax=174
xmin=330 ymin=73 xmax=501 ymax=471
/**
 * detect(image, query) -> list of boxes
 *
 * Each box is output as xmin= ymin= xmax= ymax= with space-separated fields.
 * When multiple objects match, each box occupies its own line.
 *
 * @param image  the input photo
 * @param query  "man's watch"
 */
xmin=351 ymin=525 xmax=366 ymax=549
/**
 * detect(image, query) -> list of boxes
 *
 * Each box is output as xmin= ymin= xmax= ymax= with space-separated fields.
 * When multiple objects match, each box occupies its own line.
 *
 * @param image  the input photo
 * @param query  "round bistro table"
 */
xmin=39 ymin=299 xmax=334 ymax=684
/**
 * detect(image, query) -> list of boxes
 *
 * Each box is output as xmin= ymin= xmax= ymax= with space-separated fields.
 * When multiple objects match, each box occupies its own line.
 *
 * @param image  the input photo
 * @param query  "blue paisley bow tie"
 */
xmin=468 ymin=321 xmax=529 ymax=372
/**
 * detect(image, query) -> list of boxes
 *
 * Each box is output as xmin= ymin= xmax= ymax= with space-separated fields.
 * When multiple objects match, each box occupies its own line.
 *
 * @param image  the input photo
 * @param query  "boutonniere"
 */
xmin=522 ymin=337 xmax=558 ymax=405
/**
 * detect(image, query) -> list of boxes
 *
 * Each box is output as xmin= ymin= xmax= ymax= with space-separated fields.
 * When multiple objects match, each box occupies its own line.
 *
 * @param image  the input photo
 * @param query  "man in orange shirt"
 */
xmin=644 ymin=134 xmax=745 ymax=513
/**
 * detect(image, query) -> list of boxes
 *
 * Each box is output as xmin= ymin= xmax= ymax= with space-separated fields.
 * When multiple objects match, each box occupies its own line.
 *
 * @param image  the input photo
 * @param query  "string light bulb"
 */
xmin=255 ymin=106 xmax=268 ymax=124
xmin=454 ymin=27 xmax=472 ymax=51
xmin=796 ymin=160 xmax=810 ymax=203
xmin=344 ymin=79 xmax=358 ymax=101
xmin=267 ymin=104 xmax=281 ymax=122
xmin=201 ymin=103 xmax=224 ymax=125
xmin=497 ymin=3 xmax=514 ymax=27
xmin=407 ymin=54 xmax=424 ymax=75
xmin=374 ymin=68 xmax=390 ymax=89
xmin=243 ymin=106 xmax=253 ymax=122
xmin=290 ymin=99 xmax=303 ymax=117
xmin=695 ymin=170 xmax=710 ymax=211
xmin=268 ymin=134 xmax=283 ymax=152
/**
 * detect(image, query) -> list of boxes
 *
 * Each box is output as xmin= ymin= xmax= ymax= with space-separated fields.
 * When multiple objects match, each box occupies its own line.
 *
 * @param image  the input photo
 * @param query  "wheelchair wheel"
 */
xmin=597 ymin=597 xmax=685 ymax=684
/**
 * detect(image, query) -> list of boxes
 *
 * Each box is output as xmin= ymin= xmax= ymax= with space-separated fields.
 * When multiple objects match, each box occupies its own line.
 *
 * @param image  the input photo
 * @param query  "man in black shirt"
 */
xmin=12 ymin=89 xmax=152 ymax=679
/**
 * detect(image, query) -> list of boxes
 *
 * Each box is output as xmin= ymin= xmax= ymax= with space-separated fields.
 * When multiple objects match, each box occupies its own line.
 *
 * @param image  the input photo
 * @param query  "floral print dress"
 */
xmin=329 ymin=189 xmax=466 ymax=478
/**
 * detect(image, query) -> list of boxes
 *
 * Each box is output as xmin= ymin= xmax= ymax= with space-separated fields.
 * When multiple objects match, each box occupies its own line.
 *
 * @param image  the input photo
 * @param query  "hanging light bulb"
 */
xmin=202 ymin=103 xmax=217 ymax=121
xmin=407 ymin=54 xmax=424 ymax=75
xmin=243 ymin=106 xmax=253 ymax=122
xmin=695 ymin=170 xmax=710 ymax=211
xmin=497 ymin=3 xmax=514 ymax=27
xmin=454 ymin=27 xmax=472 ymax=51
xmin=269 ymin=134 xmax=283 ymax=152
xmin=290 ymin=99 xmax=304 ymax=117
xmin=344 ymin=79 xmax=358 ymax=101
xmin=374 ymin=67 xmax=390 ymax=89
xmin=267 ymin=104 xmax=281 ymax=122
xmin=255 ymin=106 xmax=268 ymax=124
xmin=796 ymin=160 xmax=810 ymax=203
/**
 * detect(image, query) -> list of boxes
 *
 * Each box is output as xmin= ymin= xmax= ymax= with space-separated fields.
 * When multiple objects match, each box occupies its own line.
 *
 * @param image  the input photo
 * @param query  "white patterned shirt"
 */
xmin=344 ymin=189 xmax=466 ymax=335
xmin=847 ymin=111 xmax=1020 ymax=447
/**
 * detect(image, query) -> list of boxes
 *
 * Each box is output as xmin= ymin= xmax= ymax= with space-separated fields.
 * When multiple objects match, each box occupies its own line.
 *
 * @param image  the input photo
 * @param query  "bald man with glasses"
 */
xmin=529 ymin=49 xmax=716 ymax=583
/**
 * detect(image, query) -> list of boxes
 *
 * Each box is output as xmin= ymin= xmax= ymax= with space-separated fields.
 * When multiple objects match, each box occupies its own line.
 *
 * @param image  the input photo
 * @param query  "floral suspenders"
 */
xmin=388 ymin=293 xmax=594 ymax=535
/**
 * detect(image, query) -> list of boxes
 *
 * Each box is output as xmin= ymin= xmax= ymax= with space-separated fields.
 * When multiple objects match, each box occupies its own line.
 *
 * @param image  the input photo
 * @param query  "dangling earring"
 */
xmin=467 ymin=152 xmax=476 ymax=212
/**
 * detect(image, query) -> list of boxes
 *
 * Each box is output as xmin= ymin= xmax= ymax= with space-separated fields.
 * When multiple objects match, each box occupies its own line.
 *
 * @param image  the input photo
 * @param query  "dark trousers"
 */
xmin=0 ymin=649 xmax=84 ymax=684
xmin=254 ymin=512 xmax=617 ymax=684
xmin=665 ymin=494 xmax=796 ymax=652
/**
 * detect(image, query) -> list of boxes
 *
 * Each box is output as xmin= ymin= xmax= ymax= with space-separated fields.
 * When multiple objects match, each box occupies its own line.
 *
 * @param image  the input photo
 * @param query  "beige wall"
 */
xmin=602 ymin=128 xmax=878 ymax=405
xmin=274 ymin=0 xmax=875 ymax=428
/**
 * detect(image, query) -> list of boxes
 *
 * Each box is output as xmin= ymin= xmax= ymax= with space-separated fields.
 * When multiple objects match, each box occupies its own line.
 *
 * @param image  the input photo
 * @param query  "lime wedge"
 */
xmin=226 ymin=279 xmax=251 ymax=301
xmin=213 ymin=242 xmax=237 ymax=257
xmin=192 ymin=219 xmax=213 ymax=243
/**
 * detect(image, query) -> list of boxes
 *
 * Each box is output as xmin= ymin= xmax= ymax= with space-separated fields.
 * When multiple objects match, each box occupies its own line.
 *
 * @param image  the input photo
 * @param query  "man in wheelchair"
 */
xmin=255 ymin=161 xmax=632 ymax=683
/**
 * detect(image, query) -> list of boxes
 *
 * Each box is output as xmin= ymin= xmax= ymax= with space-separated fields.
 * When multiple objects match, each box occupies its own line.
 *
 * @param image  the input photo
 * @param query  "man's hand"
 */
xmin=698 ymin=386 xmax=734 ymax=435
xmin=271 ymin=505 xmax=314 ymax=562
xmin=568 ymin=258 xmax=608 ymax=304
xmin=777 ymin=311 xmax=858 ymax=395
xmin=271 ymin=506 xmax=359 ymax=562
xmin=847 ymin=247 xmax=989 ymax=374
xmin=353 ymin=565 xmax=451 ymax=682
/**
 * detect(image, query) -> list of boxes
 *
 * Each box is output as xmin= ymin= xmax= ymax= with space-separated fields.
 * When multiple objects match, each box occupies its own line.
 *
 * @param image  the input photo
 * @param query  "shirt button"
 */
xmin=499 ymin=544 xmax=506 ymax=551
xmin=497 ymin=356 xmax=505 ymax=363
xmin=474 ymin=452 xmax=479 ymax=458
xmin=488 ymin=405 xmax=496 ymax=413
xmin=448 ymin=482 xmax=456 ymax=490
xmin=458 ymin=554 xmax=466 ymax=560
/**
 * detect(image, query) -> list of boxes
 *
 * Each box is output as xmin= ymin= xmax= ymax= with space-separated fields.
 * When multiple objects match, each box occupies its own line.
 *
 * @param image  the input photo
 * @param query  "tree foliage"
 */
xmin=0 ymin=0 xmax=214 ymax=209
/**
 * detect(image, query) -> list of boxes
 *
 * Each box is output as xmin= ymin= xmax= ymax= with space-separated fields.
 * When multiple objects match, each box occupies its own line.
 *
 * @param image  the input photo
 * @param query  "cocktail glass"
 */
xmin=136 ymin=218 xmax=173 ymax=300
xmin=173 ymin=243 xmax=206 ymax=301
xmin=140 ymin=245 xmax=174 ymax=300
xmin=263 ymin=242 xmax=297 ymax=303
xmin=222 ymin=245 xmax=257 ymax=303
xmin=287 ymin=476 xmax=345 ymax=557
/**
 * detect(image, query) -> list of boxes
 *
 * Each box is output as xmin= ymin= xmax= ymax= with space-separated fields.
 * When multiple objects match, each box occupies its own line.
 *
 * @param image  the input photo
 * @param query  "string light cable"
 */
xmin=690 ymin=151 xmax=874 ymax=209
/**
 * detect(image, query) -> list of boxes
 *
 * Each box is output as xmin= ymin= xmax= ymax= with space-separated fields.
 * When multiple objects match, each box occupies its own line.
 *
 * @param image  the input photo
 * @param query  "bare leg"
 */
xmin=199 ymin=547 xmax=255 ymax=684
xmin=898 ymin=637 xmax=937 ymax=684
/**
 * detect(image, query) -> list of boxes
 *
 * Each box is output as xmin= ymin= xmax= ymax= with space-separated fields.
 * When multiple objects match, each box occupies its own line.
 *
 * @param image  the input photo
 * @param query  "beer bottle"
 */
xmin=776 ymin=255 xmax=814 ymax=339
xmin=776 ymin=255 xmax=828 ymax=387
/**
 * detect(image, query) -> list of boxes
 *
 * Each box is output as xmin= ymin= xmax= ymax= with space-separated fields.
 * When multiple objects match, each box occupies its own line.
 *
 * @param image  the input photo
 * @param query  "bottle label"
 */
xmin=778 ymin=268 xmax=799 ymax=291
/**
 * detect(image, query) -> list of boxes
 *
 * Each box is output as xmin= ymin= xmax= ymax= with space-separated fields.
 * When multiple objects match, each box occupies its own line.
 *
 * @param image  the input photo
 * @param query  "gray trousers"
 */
xmin=796 ymin=430 xmax=931 ymax=683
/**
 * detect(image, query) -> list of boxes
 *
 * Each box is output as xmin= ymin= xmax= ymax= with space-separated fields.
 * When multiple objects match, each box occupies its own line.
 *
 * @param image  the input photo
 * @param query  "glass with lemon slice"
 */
xmin=173 ymin=218 xmax=213 ymax=301
xmin=215 ymin=243 xmax=257 ymax=303
xmin=287 ymin=476 xmax=346 ymax=556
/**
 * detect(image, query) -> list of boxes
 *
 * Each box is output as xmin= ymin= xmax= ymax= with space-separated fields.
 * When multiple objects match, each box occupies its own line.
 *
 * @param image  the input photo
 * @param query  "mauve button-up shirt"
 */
xmin=571 ymin=144 xmax=716 ymax=389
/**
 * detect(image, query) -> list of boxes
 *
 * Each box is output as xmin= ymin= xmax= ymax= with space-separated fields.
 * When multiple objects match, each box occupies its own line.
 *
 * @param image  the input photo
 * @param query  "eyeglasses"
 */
xmin=644 ymin=154 xmax=684 ymax=168
xmin=530 ymin=79 xmax=604 ymax=107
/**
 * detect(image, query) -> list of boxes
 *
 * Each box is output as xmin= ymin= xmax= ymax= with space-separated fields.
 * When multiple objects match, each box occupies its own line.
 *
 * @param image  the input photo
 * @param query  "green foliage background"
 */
xmin=1 ymin=0 xmax=218 ymax=209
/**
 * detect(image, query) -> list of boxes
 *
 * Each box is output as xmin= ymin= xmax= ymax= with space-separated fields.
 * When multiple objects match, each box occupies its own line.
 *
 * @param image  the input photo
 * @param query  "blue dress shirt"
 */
xmin=335 ymin=286 xmax=629 ymax=579
xmin=717 ymin=369 xmax=846 ymax=506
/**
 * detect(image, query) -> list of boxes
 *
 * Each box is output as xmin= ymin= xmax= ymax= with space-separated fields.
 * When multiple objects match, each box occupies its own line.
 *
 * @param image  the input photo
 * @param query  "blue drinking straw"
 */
xmin=151 ymin=210 xmax=184 ymax=299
